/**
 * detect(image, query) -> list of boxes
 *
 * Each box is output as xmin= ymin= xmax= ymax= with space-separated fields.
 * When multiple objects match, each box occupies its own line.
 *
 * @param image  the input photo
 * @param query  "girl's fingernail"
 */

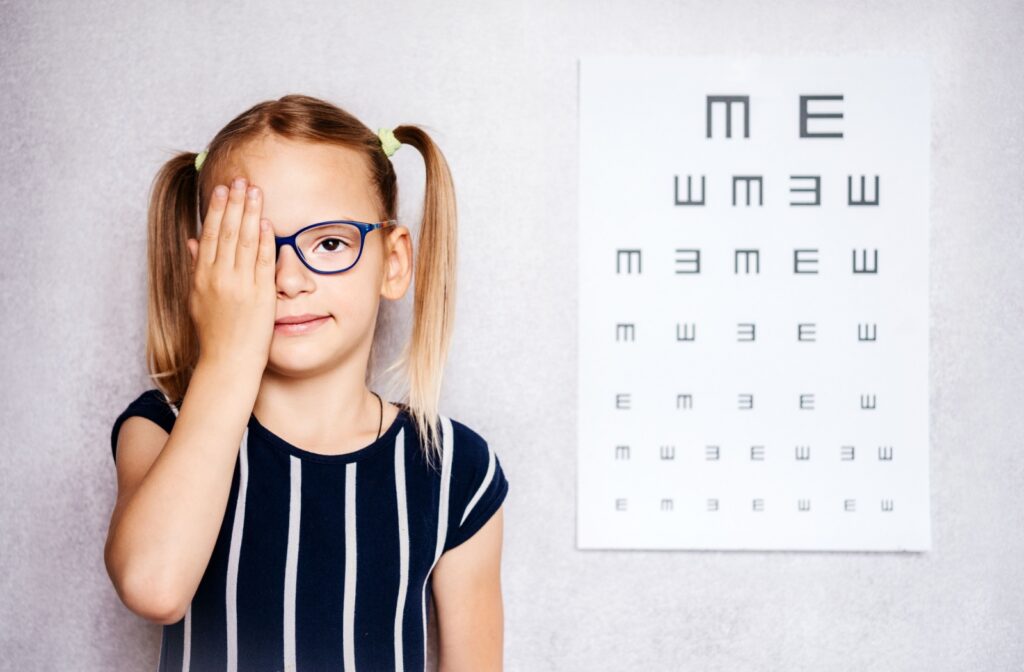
xmin=214 ymin=185 xmax=228 ymax=198
xmin=247 ymin=186 xmax=259 ymax=201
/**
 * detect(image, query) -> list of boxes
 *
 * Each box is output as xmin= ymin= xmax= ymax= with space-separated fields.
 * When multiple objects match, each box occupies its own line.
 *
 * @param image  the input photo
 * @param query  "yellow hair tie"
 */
xmin=377 ymin=128 xmax=401 ymax=158
xmin=194 ymin=149 xmax=209 ymax=172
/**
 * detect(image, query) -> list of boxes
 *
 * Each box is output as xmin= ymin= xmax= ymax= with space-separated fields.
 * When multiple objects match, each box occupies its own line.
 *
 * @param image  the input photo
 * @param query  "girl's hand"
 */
xmin=186 ymin=176 xmax=277 ymax=372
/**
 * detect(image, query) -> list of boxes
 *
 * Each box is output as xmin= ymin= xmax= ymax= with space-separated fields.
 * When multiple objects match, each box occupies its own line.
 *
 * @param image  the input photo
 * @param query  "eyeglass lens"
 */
xmin=293 ymin=223 xmax=363 ymax=272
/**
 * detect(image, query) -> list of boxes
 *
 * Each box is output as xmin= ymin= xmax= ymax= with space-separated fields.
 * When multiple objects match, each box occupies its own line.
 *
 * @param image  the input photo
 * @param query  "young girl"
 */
xmin=104 ymin=94 xmax=509 ymax=672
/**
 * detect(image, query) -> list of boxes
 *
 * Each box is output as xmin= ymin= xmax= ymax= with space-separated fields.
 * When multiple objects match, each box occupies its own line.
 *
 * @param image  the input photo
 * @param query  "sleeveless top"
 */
xmin=109 ymin=389 xmax=509 ymax=672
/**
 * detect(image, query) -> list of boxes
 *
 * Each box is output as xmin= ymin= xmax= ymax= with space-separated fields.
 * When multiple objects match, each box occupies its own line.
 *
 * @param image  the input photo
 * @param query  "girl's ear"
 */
xmin=187 ymin=238 xmax=198 ymax=272
xmin=379 ymin=225 xmax=413 ymax=301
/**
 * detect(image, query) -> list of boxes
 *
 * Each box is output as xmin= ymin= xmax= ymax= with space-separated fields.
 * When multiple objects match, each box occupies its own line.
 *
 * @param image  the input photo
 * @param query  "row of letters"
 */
xmin=612 ymin=498 xmax=898 ymax=512
xmin=614 ymin=248 xmax=881 ymax=274
xmin=611 ymin=444 xmax=895 ymax=461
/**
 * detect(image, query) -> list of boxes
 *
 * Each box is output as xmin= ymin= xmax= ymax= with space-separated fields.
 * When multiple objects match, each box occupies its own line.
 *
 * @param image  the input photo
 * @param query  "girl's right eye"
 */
xmin=314 ymin=238 xmax=352 ymax=254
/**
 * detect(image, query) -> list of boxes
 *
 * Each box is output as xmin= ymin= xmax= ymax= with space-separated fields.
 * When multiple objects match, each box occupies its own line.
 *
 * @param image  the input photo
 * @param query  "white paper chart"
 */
xmin=576 ymin=55 xmax=931 ymax=552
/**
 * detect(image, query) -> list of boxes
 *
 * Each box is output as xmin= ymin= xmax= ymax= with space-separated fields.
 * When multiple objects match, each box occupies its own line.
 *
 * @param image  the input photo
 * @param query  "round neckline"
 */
xmin=248 ymin=403 xmax=409 ymax=464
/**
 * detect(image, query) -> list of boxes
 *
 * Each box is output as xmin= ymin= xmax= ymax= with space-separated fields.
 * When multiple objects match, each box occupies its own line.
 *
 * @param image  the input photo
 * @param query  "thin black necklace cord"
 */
xmin=372 ymin=391 xmax=383 ymax=440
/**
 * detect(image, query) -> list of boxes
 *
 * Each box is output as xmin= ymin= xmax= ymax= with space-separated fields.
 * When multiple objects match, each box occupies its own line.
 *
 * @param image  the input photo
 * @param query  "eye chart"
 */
xmin=576 ymin=55 xmax=930 ymax=552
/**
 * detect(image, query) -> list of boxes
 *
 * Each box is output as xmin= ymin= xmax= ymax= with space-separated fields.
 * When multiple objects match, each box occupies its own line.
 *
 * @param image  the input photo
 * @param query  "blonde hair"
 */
xmin=144 ymin=94 xmax=457 ymax=471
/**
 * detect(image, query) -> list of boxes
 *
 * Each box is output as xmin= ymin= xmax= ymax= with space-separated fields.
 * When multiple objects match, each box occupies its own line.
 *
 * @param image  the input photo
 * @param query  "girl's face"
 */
xmin=206 ymin=134 xmax=409 ymax=377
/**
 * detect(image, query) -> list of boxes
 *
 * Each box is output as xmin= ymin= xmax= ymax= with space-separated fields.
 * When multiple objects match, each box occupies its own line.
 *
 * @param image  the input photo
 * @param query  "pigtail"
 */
xmin=144 ymin=152 xmax=201 ymax=408
xmin=379 ymin=126 xmax=458 ymax=473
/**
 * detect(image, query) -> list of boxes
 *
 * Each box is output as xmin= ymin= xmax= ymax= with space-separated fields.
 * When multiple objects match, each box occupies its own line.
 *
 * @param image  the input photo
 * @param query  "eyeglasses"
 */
xmin=274 ymin=219 xmax=397 ymax=274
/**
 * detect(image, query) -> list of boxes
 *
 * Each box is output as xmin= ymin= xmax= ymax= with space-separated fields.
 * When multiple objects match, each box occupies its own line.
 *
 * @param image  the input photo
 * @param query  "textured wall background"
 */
xmin=1 ymin=0 xmax=1022 ymax=670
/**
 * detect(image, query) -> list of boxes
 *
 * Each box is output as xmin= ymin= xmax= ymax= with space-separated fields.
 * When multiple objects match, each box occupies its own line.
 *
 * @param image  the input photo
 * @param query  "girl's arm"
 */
xmin=106 ymin=176 xmax=275 ymax=624
xmin=104 ymin=358 xmax=262 ymax=624
xmin=431 ymin=506 xmax=506 ymax=671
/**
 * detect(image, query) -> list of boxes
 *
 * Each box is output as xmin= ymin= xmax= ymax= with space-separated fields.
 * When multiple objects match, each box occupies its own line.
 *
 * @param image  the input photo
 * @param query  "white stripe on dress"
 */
xmin=422 ymin=416 xmax=454 ymax=664
xmin=181 ymin=603 xmax=191 ymax=672
xmin=225 ymin=428 xmax=251 ymax=672
xmin=283 ymin=455 xmax=302 ymax=671
xmin=343 ymin=462 xmax=358 ymax=671
xmin=392 ymin=427 xmax=409 ymax=671
xmin=460 ymin=444 xmax=496 ymax=526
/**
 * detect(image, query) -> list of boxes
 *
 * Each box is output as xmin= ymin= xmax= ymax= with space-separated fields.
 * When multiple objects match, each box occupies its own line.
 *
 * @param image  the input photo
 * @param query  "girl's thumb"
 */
xmin=187 ymin=238 xmax=197 ymax=271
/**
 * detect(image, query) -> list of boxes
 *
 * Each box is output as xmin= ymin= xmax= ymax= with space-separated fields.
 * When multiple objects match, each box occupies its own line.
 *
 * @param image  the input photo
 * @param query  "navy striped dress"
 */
xmin=110 ymin=389 xmax=509 ymax=672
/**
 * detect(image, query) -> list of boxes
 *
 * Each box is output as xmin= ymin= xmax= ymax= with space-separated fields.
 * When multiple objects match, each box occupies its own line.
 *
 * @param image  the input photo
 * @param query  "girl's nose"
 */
xmin=275 ymin=242 xmax=301 ymax=266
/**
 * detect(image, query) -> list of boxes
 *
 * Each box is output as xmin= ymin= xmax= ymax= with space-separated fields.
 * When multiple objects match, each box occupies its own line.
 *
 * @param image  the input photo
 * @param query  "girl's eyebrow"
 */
xmin=314 ymin=214 xmax=363 ymax=222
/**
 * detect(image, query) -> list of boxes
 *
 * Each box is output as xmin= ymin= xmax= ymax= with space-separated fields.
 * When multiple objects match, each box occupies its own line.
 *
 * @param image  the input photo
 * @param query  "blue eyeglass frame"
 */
xmin=275 ymin=218 xmax=397 ymax=274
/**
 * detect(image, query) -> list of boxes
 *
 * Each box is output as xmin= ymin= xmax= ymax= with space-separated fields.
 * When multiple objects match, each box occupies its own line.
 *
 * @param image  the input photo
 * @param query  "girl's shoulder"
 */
xmin=444 ymin=414 xmax=504 ymax=478
xmin=435 ymin=413 xmax=510 ymax=554
xmin=109 ymin=388 xmax=179 ymax=463
xmin=444 ymin=414 xmax=488 ymax=452
xmin=404 ymin=410 xmax=496 ymax=474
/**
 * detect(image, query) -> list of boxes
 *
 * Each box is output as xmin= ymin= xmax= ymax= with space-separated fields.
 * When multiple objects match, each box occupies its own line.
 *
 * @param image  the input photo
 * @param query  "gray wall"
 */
xmin=2 ymin=1 xmax=1021 ymax=670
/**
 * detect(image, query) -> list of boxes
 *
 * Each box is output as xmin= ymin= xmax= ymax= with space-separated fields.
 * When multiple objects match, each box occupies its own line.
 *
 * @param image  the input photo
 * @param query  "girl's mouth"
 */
xmin=274 ymin=315 xmax=330 ymax=335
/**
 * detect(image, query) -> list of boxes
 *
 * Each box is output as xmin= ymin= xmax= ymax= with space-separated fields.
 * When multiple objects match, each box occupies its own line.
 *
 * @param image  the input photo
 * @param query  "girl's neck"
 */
xmin=252 ymin=375 xmax=399 ymax=454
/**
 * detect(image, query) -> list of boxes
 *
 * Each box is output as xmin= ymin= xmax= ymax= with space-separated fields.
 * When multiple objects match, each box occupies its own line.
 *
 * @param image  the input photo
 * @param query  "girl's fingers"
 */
xmin=235 ymin=184 xmax=263 ymax=275
xmin=215 ymin=177 xmax=248 ymax=267
xmin=187 ymin=238 xmax=198 ymax=272
xmin=198 ymin=184 xmax=228 ymax=267
xmin=255 ymin=219 xmax=278 ymax=287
